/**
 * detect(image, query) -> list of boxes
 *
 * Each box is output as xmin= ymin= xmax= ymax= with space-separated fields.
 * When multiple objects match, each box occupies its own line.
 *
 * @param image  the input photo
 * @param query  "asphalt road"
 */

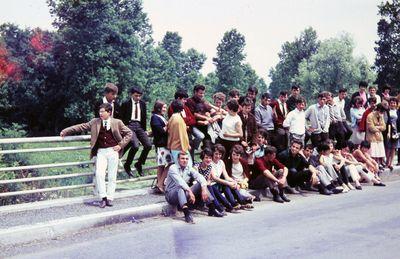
xmin=5 ymin=181 xmax=400 ymax=259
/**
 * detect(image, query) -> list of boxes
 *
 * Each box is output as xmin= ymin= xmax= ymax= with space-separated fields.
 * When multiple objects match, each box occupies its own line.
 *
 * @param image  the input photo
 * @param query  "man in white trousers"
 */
xmin=60 ymin=103 xmax=132 ymax=208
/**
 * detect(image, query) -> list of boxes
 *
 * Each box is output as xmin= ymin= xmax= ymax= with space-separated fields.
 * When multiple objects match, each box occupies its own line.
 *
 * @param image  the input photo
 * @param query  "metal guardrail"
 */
xmin=0 ymin=135 xmax=158 ymax=200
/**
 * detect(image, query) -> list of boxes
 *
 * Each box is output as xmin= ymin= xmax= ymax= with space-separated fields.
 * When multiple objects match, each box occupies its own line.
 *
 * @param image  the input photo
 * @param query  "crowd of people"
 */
xmin=61 ymin=81 xmax=396 ymax=223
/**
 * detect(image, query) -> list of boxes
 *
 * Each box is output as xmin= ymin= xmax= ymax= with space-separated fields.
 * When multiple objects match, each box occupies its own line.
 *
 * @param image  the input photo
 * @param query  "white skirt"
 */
xmin=156 ymin=147 xmax=173 ymax=166
xmin=369 ymin=142 xmax=385 ymax=158
xmin=350 ymin=128 xmax=365 ymax=145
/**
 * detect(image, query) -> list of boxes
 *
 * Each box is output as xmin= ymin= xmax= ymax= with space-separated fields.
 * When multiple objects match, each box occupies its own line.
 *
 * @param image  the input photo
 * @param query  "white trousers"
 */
xmin=96 ymin=147 xmax=119 ymax=200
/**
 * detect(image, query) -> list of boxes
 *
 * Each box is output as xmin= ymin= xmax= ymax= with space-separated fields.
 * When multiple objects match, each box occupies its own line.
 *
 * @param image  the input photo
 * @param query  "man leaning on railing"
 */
xmin=60 ymin=103 xmax=132 ymax=208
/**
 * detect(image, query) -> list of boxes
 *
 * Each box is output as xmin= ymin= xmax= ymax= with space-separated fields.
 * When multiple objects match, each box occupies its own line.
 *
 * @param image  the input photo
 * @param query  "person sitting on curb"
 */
xmin=164 ymin=152 xmax=223 ymax=224
xmin=60 ymin=103 xmax=132 ymax=208
xmin=251 ymin=146 xmax=290 ymax=203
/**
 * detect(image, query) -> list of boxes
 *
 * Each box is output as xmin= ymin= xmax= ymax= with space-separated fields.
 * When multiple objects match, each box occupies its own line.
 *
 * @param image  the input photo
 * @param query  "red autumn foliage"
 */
xmin=30 ymin=31 xmax=52 ymax=53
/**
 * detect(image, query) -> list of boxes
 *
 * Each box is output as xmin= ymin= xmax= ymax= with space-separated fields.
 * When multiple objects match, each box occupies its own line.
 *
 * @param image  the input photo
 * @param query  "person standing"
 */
xmin=272 ymin=91 xmax=289 ymax=152
xmin=60 ymin=103 xmax=132 ymax=208
xmin=150 ymin=100 xmax=172 ymax=193
xmin=286 ymin=85 xmax=301 ymax=112
xmin=121 ymin=87 xmax=152 ymax=177
xmin=283 ymin=97 xmax=306 ymax=145
xmin=218 ymin=99 xmax=243 ymax=156
xmin=94 ymin=83 xmax=120 ymax=119
xmin=349 ymin=96 xmax=366 ymax=145
xmin=305 ymin=92 xmax=330 ymax=147
xmin=366 ymin=103 xmax=387 ymax=165
xmin=255 ymin=93 xmax=275 ymax=144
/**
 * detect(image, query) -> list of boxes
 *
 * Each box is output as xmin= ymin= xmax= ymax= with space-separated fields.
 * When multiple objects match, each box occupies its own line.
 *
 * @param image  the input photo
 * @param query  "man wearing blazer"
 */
xmin=272 ymin=90 xmax=289 ymax=152
xmin=60 ymin=103 xmax=132 ymax=208
xmin=121 ymin=86 xmax=152 ymax=177
xmin=93 ymin=83 xmax=121 ymax=119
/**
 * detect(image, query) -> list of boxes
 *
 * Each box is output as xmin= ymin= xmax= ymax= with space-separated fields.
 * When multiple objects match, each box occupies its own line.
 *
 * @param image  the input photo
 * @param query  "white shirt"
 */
xmin=102 ymin=118 xmax=111 ymax=130
xmin=130 ymin=98 xmax=141 ymax=121
xmin=283 ymin=108 xmax=306 ymax=135
xmin=333 ymin=96 xmax=346 ymax=111
xmin=231 ymin=162 xmax=245 ymax=182
xmin=102 ymin=97 xmax=115 ymax=118
xmin=367 ymin=94 xmax=381 ymax=104
xmin=211 ymin=160 xmax=225 ymax=185
xmin=220 ymin=114 xmax=241 ymax=141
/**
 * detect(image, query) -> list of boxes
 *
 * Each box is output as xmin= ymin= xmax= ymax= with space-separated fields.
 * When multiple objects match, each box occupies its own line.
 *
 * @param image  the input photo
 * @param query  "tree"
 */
xmin=213 ymin=29 xmax=246 ymax=93
xmin=0 ymin=24 xmax=57 ymax=134
xmin=160 ymin=31 xmax=206 ymax=91
xmin=269 ymin=27 xmax=320 ymax=97
xmin=47 ymin=0 xmax=153 ymax=129
xmin=296 ymin=33 xmax=376 ymax=101
xmin=374 ymin=0 xmax=400 ymax=89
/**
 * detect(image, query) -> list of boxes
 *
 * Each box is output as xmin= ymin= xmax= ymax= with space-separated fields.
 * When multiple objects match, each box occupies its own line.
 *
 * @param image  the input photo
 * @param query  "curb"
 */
xmin=0 ymin=202 xmax=175 ymax=246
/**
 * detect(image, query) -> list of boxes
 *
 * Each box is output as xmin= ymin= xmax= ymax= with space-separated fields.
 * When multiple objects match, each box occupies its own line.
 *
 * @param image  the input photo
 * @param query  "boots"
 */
xmin=318 ymin=184 xmax=332 ymax=195
xmin=208 ymin=203 xmax=224 ymax=217
xmin=279 ymin=189 xmax=291 ymax=202
xmin=271 ymin=188 xmax=284 ymax=203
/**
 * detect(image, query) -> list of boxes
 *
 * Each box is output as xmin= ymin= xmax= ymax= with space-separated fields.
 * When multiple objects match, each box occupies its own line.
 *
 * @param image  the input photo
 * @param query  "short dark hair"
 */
xmin=376 ymin=103 xmax=387 ymax=113
xmin=226 ymin=99 xmax=239 ymax=112
xmin=241 ymin=97 xmax=253 ymax=107
xmin=257 ymin=128 xmax=268 ymax=139
xmin=359 ymin=81 xmax=368 ymax=88
xmin=291 ymin=84 xmax=300 ymax=90
xmin=104 ymin=83 xmax=118 ymax=94
xmin=247 ymin=85 xmax=258 ymax=94
xmin=360 ymin=140 xmax=371 ymax=149
xmin=290 ymin=139 xmax=303 ymax=148
xmin=389 ymin=97 xmax=398 ymax=104
xmin=171 ymin=99 xmax=184 ymax=113
xmin=228 ymin=88 xmax=240 ymax=98
xmin=178 ymin=151 xmax=188 ymax=159
xmin=174 ymin=89 xmax=189 ymax=99
xmin=264 ymin=146 xmax=277 ymax=155
xmin=382 ymin=84 xmax=391 ymax=91
xmin=99 ymin=103 xmax=113 ymax=113
xmin=231 ymin=144 xmax=244 ymax=155
xmin=193 ymin=84 xmax=205 ymax=92
xmin=295 ymin=97 xmax=305 ymax=105
xmin=279 ymin=90 xmax=288 ymax=97
xmin=152 ymin=100 xmax=165 ymax=114
xmin=317 ymin=92 xmax=325 ymax=99
xmin=367 ymin=96 xmax=377 ymax=104
xmin=130 ymin=86 xmax=143 ymax=95
xmin=305 ymin=144 xmax=314 ymax=150
xmin=261 ymin=92 xmax=271 ymax=100
xmin=212 ymin=144 xmax=226 ymax=159
xmin=338 ymin=88 xmax=347 ymax=93
xmin=200 ymin=148 xmax=213 ymax=159
xmin=317 ymin=143 xmax=330 ymax=153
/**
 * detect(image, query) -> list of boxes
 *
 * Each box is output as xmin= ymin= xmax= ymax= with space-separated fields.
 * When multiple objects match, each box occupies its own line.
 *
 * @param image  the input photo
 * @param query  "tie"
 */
xmin=281 ymin=103 xmax=286 ymax=117
xmin=134 ymin=102 xmax=139 ymax=120
xmin=103 ymin=120 xmax=108 ymax=129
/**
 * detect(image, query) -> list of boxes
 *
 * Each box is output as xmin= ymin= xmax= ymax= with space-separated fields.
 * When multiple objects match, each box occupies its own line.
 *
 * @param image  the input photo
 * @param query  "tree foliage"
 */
xmin=296 ymin=33 xmax=376 ymax=101
xmin=374 ymin=0 xmax=400 ymax=89
xmin=269 ymin=27 xmax=320 ymax=97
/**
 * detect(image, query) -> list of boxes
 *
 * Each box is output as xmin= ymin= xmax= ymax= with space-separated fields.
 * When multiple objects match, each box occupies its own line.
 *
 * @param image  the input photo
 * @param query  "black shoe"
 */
xmin=319 ymin=187 xmax=332 ymax=195
xmin=184 ymin=213 xmax=194 ymax=223
xmin=123 ymin=163 xmax=134 ymax=178
xmin=373 ymin=182 xmax=386 ymax=187
xmin=208 ymin=208 xmax=224 ymax=217
xmin=99 ymin=198 xmax=107 ymax=208
xmin=279 ymin=190 xmax=291 ymax=202
xmin=273 ymin=194 xmax=284 ymax=203
xmin=355 ymin=185 xmax=362 ymax=190
xmin=134 ymin=162 xmax=144 ymax=177
xmin=253 ymin=196 xmax=261 ymax=202
xmin=106 ymin=199 xmax=113 ymax=207
xmin=332 ymin=188 xmax=344 ymax=194
xmin=285 ymin=186 xmax=300 ymax=194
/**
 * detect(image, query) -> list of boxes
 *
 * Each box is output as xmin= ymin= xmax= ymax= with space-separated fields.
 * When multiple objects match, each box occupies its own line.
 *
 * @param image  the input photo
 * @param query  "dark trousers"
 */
xmin=223 ymin=185 xmax=247 ymax=205
xmin=209 ymin=184 xmax=233 ymax=210
xmin=272 ymin=127 xmax=288 ymax=153
xmin=249 ymin=174 xmax=271 ymax=190
xmin=329 ymin=122 xmax=346 ymax=149
xmin=310 ymin=132 xmax=329 ymax=147
xmin=287 ymin=168 xmax=312 ymax=187
xmin=124 ymin=121 xmax=152 ymax=167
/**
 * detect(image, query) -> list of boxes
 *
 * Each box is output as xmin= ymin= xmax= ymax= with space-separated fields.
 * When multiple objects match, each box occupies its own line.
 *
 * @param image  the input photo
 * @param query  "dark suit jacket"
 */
xmin=238 ymin=111 xmax=257 ymax=145
xmin=94 ymin=99 xmax=121 ymax=119
xmin=121 ymin=99 xmax=147 ymax=131
xmin=272 ymin=99 xmax=287 ymax=128
xmin=61 ymin=118 xmax=132 ymax=159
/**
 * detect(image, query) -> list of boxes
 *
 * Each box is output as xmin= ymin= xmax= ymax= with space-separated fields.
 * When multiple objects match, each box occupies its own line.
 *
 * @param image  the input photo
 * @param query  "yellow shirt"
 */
xmin=167 ymin=113 xmax=190 ymax=151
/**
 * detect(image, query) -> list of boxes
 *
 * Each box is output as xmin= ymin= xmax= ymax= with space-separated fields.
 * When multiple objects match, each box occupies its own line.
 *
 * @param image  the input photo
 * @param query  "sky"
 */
xmin=0 ymin=0 xmax=383 ymax=83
